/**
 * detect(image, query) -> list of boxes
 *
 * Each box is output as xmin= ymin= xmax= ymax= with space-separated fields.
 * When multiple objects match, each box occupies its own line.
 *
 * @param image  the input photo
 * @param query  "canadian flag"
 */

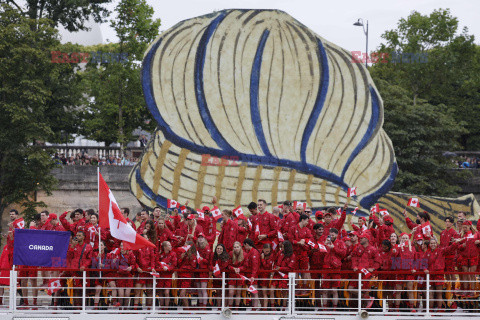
xmin=307 ymin=239 xmax=317 ymax=249
xmin=248 ymin=285 xmax=258 ymax=294
xmin=466 ymin=232 xmax=474 ymax=239
xmin=180 ymin=206 xmax=187 ymax=214
xmin=278 ymin=231 xmax=284 ymax=242
xmin=98 ymin=173 xmax=156 ymax=250
xmin=239 ymin=274 xmax=249 ymax=284
xmin=407 ymin=198 xmax=420 ymax=207
xmin=47 ymin=278 xmax=62 ymax=295
xmin=336 ymin=208 xmax=342 ymax=215
xmin=178 ymin=244 xmax=192 ymax=253
xmin=272 ymin=240 xmax=278 ymax=250
xmin=13 ymin=218 xmax=25 ymax=229
xmin=213 ymin=263 xmax=221 ymax=277
xmin=278 ymin=271 xmax=288 ymax=278
xmin=210 ymin=206 xmax=222 ymax=221
xmin=233 ymin=206 xmax=246 ymax=220
xmin=196 ymin=251 xmax=202 ymax=260
xmin=379 ymin=209 xmax=389 ymax=216
xmin=248 ymin=219 xmax=253 ymax=228
xmin=352 ymin=207 xmax=359 ymax=215
xmin=317 ymin=243 xmax=328 ymax=252
xmin=150 ymin=271 xmax=160 ymax=277
xmin=167 ymin=199 xmax=179 ymax=208
xmin=216 ymin=230 xmax=221 ymax=237
xmin=421 ymin=223 xmax=432 ymax=237
xmin=255 ymin=224 xmax=260 ymax=238
xmin=360 ymin=268 xmax=372 ymax=279
xmin=198 ymin=211 xmax=205 ymax=220
xmin=293 ymin=201 xmax=307 ymax=210
xmin=370 ymin=204 xmax=379 ymax=214
xmin=160 ymin=261 xmax=168 ymax=270
xmin=347 ymin=187 xmax=357 ymax=197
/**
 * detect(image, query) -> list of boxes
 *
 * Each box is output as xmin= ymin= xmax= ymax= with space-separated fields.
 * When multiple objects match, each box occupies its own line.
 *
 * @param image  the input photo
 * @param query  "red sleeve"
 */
xmin=371 ymin=249 xmax=381 ymax=270
xmin=351 ymin=224 xmax=360 ymax=231
xmin=60 ymin=211 xmax=72 ymax=231
xmin=405 ymin=217 xmax=418 ymax=230
xmin=372 ymin=213 xmax=380 ymax=226
xmin=334 ymin=210 xmax=347 ymax=231
xmin=287 ymin=225 xmax=298 ymax=244
xmin=267 ymin=214 xmax=277 ymax=239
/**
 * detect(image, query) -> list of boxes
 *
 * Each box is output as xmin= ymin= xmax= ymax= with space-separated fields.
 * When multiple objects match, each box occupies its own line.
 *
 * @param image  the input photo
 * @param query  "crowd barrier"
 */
xmin=1 ymin=268 xmax=480 ymax=316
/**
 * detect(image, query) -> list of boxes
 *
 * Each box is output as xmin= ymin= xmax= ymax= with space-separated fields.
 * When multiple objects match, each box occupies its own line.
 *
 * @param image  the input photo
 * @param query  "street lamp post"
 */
xmin=353 ymin=18 xmax=368 ymax=68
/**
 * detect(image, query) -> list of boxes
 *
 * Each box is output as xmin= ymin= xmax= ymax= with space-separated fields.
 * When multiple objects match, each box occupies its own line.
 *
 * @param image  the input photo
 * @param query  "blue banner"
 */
xmin=13 ymin=229 xmax=70 ymax=267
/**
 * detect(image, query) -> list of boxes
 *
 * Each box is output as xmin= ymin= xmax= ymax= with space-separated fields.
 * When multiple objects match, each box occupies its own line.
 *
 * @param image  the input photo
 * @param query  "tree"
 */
xmin=371 ymin=8 xmax=480 ymax=149
xmin=375 ymin=78 xmax=467 ymax=196
xmin=5 ymin=0 xmax=112 ymax=31
xmin=0 ymin=5 xmax=84 ymax=220
xmin=80 ymin=0 xmax=160 ymax=149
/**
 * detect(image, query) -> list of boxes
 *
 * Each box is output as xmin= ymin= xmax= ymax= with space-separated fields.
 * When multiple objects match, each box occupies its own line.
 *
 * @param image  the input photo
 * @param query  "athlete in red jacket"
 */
xmin=60 ymin=209 xmax=86 ymax=235
xmin=176 ymin=242 xmax=198 ymax=308
xmin=372 ymin=213 xmax=395 ymax=247
xmin=458 ymin=221 xmax=478 ymax=296
xmin=273 ymin=241 xmax=298 ymax=310
xmin=196 ymin=235 xmax=213 ymax=308
xmin=393 ymin=233 xmax=417 ymax=312
xmin=112 ymin=243 xmax=136 ymax=308
xmin=259 ymin=243 xmax=276 ymax=309
xmin=322 ymin=228 xmax=347 ymax=310
xmin=322 ymin=203 xmax=348 ymax=236
xmin=349 ymin=234 xmax=380 ymax=308
xmin=219 ymin=210 xmax=239 ymax=252
xmin=156 ymin=219 xmax=178 ymax=248
xmin=236 ymin=239 xmax=261 ymax=309
xmin=154 ymin=241 xmax=177 ymax=309
xmin=67 ymin=231 xmax=92 ymax=306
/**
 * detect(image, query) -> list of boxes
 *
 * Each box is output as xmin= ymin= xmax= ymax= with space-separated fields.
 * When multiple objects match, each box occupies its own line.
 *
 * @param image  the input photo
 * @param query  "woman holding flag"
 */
xmin=154 ymin=241 xmax=177 ymax=309
xmin=176 ymin=241 xmax=197 ymax=308
xmin=211 ymin=243 xmax=230 ymax=308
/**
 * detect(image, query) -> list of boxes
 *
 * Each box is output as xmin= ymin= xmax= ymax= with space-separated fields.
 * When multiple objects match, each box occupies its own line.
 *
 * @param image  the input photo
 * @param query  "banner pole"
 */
xmin=97 ymin=166 xmax=101 ymax=267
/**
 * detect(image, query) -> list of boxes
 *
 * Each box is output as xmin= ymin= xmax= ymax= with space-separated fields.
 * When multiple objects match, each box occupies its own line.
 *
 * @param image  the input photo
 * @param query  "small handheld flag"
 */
xmin=248 ymin=285 xmax=258 ymax=294
xmin=213 ymin=263 xmax=221 ymax=277
xmin=210 ymin=206 xmax=222 ymax=221
xmin=407 ymin=198 xmax=420 ymax=207
xmin=347 ymin=187 xmax=357 ymax=197
xmin=167 ymin=199 xmax=179 ymax=209
xmin=47 ymin=279 xmax=62 ymax=295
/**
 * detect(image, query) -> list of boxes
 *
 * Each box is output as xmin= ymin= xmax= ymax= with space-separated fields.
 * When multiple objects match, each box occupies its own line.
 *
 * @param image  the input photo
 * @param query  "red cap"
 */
xmin=202 ymin=206 xmax=210 ymax=212
xmin=400 ymin=232 xmax=411 ymax=238
xmin=187 ymin=214 xmax=195 ymax=220
xmin=315 ymin=211 xmax=324 ymax=219
xmin=384 ymin=215 xmax=393 ymax=223
xmin=197 ymin=232 xmax=205 ymax=238
xmin=324 ymin=212 xmax=332 ymax=216
xmin=414 ymin=233 xmax=424 ymax=241
xmin=463 ymin=220 xmax=472 ymax=226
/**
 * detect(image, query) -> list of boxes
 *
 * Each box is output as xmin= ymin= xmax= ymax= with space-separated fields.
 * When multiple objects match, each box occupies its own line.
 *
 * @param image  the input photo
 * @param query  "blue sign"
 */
xmin=13 ymin=229 xmax=70 ymax=267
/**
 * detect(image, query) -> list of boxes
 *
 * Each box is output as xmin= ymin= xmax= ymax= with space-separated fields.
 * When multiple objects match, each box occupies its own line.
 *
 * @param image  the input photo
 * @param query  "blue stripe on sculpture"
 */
xmin=341 ymin=86 xmax=380 ymax=179
xmin=360 ymin=162 xmax=398 ymax=208
xmin=135 ymin=169 xmax=168 ymax=208
xmin=194 ymin=11 xmax=234 ymax=152
xmin=300 ymin=38 xmax=329 ymax=163
xmin=250 ymin=29 xmax=272 ymax=157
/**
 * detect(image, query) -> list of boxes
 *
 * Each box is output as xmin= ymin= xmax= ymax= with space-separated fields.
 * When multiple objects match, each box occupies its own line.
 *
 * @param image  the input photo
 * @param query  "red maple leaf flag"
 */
xmin=167 ymin=199 xmax=179 ymax=209
xmin=360 ymin=268 xmax=372 ymax=279
xmin=307 ymin=239 xmax=317 ymax=249
xmin=293 ymin=201 xmax=307 ymax=210
xmin=160 ymin=261 xmax=168 ymax=270
xmin=272 ymin=239 xmax=278 ymax=250
xmin=213 ymin=263 xmax=221 ymax=277
xmin=180 ymin=205 xmax=187 ymax=214
xmin=248 ymin=285 xmax=258 ymax=294
xmin=277 ymin=271 xmax=288 ymax=279
xmin=248 ymin=219 xmax=253 ymax=228
xmin=47 ymin=278 xmax=62 ymax=295
xmin=13 ymin=218 xmax=25 ymax=229
xmin=278 ymin=231 xmax=284 ymax=242
xmin=178 ymin=244 xmax=192 ymax=253
xmin=98 ymin=172 xmax=155 ymax=250
xmin=370 ymin=204 xmax=379 ymax=214
xmin=407 ymin=198 xmax=420 ymax=207
xmin=317 ymin=243 xmax=328 ymax=253
xmin=216 ymin=230 xmax=221 ymax=237
xmin=255 ymin=224 xmax=260 ymax=238
xmin=379 ymin=209 xmax=389 ymax=216
xmin=197 ymin=211 xmax=205 ymax=220
xmin=239 ymin=274 xmax=249 ymax=283
xmin=150 ymin=271 xmax=160 ymax=278
xmin=210 ymin=206 xmax=222 ymax=221
xmin=233 ymin=206 xmax=246 ymax=220
xmin=347 ymin=187 xmax=357 ymax=197
xmin=352 ymin=207 xmax=359 ymax=215
xmin=336 ymin=208 xmax=342 ymax=215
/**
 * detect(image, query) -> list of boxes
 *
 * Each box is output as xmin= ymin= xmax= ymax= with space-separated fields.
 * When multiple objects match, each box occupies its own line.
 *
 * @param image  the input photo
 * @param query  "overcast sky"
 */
xmin=61 ymin=0 xmax=479 ymax=53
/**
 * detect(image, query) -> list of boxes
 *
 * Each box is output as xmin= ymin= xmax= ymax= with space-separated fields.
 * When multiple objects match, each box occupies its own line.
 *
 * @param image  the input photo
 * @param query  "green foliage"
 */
xmin=0 ymin=5 xmax=84 ymax=217
xmin=6 ymin=0 xmax=112 ymax=31
xmin=79 ymin=0 xmax=160 ymax=148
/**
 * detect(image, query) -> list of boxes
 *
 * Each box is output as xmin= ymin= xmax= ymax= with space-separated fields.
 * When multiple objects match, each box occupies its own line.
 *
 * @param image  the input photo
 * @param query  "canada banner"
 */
xmin=98 ymin=172 xmax=156 ymax=250
xmin=13 ymin=229 xmax=70 ymax=267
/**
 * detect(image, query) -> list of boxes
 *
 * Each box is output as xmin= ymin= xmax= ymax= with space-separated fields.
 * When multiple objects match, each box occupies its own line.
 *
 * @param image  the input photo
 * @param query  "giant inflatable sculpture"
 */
xmin=130 ymin=9 xmax=479 ymax=235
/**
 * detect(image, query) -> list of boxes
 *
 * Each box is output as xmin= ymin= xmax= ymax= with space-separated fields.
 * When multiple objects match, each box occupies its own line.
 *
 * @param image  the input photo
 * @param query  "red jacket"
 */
xmin=279 ymin=212 xmax=300 ymax=236
xmin=250 ymin=212 xmax=277 ymax=246
xmin=323 ymin=238 xmax=347 ymax=269
xmin=101 ymin=228 xmax=121 ymax=252
xmin=156 ymin=250 xmax=177 ymax=274
xmin=84 ymin=223 xmax=99 ymax=250
xmin=197 ymin=215 xmax=217 ymax=245
xmin=458 ymin=232 xmax=478 ymax=258
xmin=135 ymin=246 xmax=156 ymax=271
xmin=197 ymin=246 xmax=213 ymax=270
xmin=156 ymin=227 xmax=177 ymax=248
xmin=351 ymin=244 xmax=380 ymax=270
xmin=239 ymin=247 xmax=261 ymax=279
xmin=175 ymin=224 xmax=204 ymax=246
xmin=111 ymin=249 xmax=137 ymax=276
xmin=440 ymin=228 xmax=458 ymax=259
xmin=60 ymin=211 xmax=86 ymax=235
xmin=425 ymin=244 xmax=457 ymax=271
xmin=67 ymin=242 xmax=93 ymax=269
xmin=378 ymin=248 xmax=395 ymax=271
xmin=176 ymin=253 xmax=197 ymax=277
xmin=235 ymin=224 xmax=249 ymax=245
xmin=323 ymin=210 xmax=347 ymax=236
xmin=372 ymin=214 xmax=395 ymax=247
xmin=219 ymin=219 xmax=239 ymax=251
xmin=288 ymin=224 xmax=313 ymax=255
xmin=275 ymin=252 xmax=298 ymax=272
xmin=405 ymin=218 xmax=433 ymax=239
xmin=392 ymin=243 xmax=416 ymax=271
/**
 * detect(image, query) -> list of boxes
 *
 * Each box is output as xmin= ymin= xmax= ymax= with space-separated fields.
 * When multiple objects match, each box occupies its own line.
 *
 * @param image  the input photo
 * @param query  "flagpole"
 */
xmin=97 ymin=166 xmax=101 ymax=267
